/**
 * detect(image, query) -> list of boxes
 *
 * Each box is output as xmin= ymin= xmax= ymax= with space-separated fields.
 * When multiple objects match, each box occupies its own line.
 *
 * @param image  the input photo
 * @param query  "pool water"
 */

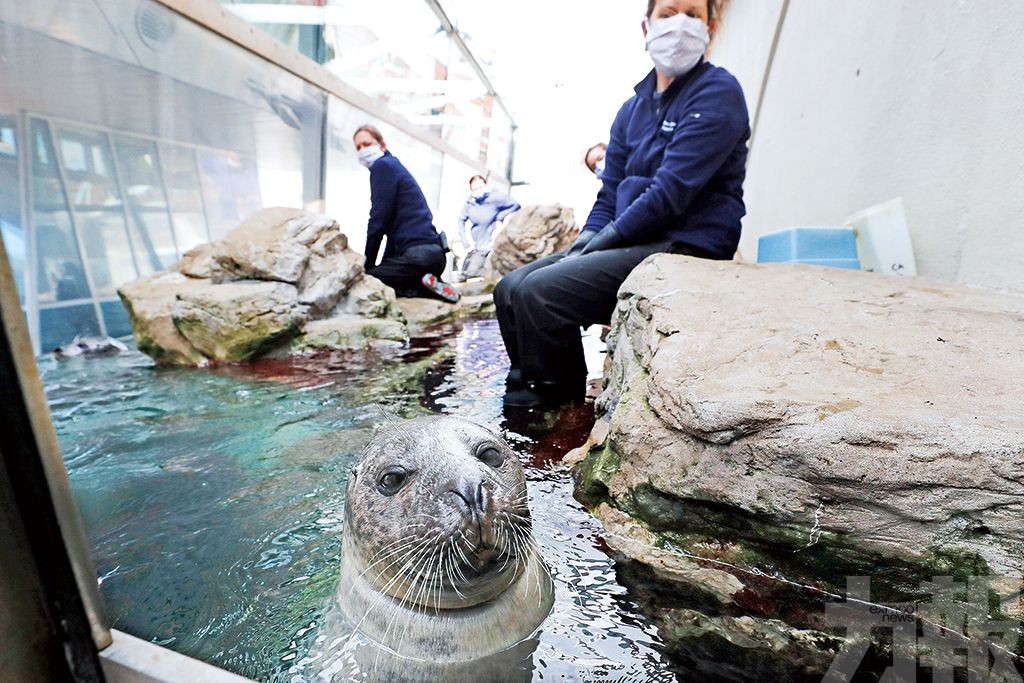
xmin=44 ymin=320 xmax=679 ymax=681
xmin=44 ymin=318 xmax=1024 ymax=682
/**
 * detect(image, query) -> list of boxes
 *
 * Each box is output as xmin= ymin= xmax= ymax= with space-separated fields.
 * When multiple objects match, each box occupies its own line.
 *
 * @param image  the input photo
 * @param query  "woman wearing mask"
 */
xmin=454 ymin=175 xmax=521 ymax=281
xmin=354 ymin=124 xmax=460 ymax=303
xmin=584 ymin=143 xmax=607 ymax=178
xmin=495 ymin=0 xmax=749 ymax=408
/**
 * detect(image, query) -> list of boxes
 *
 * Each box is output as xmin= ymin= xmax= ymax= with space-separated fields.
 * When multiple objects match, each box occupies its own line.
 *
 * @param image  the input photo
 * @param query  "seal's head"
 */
xmin=344 ymin=416 xmax=534 ymax=610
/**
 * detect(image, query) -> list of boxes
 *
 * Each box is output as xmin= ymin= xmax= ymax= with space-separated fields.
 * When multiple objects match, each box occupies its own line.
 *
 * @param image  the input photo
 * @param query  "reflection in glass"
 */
xmin=75 ymin=211 xmax=142 ymax=297
xmin=55 ymin=125 xmax=147 ymax=287
xmin=39 ymin=303 xmax=101 ymax=351
xmin=0 ymin=116 xmax=26 ymax=302
xmin=198 ymin=150 xmax=262 ymax=239
xmin=159 ymin=143 xmax=211 ymax=252
xmin=30 ymin=119 xmax=90 ymax=303
xmin=114 ymin=136 xmax=179 ymax=269
xmin=100 ymin=299 xmax=133 ymax=338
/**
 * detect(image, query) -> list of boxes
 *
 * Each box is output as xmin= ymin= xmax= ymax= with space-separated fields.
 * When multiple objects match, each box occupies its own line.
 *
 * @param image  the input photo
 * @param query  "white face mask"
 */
xmin=644 ymin=13 xmax=709 ymax=78
xmin=593 ymin=159 xmax=606 ymax=178
xmin=358 ymin=144 xmax=384 ymax=169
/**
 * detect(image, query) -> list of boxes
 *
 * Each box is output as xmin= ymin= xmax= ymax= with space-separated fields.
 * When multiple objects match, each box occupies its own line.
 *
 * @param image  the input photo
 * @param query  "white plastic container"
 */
xmin=843 ymin=198 xmax=918 ymax=277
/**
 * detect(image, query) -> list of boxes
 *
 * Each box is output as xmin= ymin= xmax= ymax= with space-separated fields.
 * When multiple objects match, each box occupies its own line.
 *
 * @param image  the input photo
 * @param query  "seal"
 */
xmin=334 ymin=415 xmax=554 ymax=665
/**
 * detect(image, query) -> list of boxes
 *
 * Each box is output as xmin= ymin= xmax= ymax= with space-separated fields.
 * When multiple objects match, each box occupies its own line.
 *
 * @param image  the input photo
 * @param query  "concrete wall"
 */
xmin=711 ymin=0 xmax=1024 ymax=291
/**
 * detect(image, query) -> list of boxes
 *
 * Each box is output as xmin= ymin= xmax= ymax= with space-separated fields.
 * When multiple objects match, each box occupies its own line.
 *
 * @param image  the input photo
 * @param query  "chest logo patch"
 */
xmin=661 ymin=120 xmax=677 ymax=133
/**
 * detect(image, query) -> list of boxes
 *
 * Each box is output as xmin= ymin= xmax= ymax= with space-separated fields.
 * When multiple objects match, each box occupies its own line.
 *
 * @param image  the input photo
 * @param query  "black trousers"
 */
xmin=367 ymin=243 xmax=446 ymax=298
xmin=493 ymin=240 xmax=711 ymax=387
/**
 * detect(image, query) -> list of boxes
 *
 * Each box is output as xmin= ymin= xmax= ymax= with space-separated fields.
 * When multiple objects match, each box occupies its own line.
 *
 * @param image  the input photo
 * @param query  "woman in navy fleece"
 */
xmin=494 ymin=0 xmax=749 ymax=408
xmin=353 ymin=125 xmax=459 ymax=303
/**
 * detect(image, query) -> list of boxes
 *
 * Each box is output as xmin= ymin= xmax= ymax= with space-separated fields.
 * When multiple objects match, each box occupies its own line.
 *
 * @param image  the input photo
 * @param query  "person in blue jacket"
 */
xmin=454 ymin=175 xmax=521 ymax=281
xmin=354 ymin=124 xmax=460 ymax=303
xmin=495 ymin=0 xmax=749 ymax=408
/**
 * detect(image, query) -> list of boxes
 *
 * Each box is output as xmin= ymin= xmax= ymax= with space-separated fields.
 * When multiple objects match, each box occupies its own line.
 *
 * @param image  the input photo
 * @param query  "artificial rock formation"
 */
xmin=571 ymin=255 xmax=1024 ymax=598
xmin=119 ymin=209 xmax=401 ymax=365
xmin=483 ymin=204 xmax=578 ymax=283
xmin=120 ymin=208 xmax=498 ymax=365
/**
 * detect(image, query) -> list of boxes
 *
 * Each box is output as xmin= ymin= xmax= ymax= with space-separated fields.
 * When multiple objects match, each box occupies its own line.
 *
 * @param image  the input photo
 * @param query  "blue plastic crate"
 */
xmin=757 ymin=227 xmax=861 ymax=270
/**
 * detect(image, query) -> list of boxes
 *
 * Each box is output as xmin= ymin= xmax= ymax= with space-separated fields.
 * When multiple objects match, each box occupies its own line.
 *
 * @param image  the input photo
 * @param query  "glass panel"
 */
xmin=74 ymin=211 xmax=142 ymax=297
xmin=0 ymin=115 xmax=25 ymax=303
xmin=113 ymin=136 xmax=179 ymax=269
xmin=39 ymin=303 xmax=101 ymax=351
xmin=100 ymin=299 xmax=132 ymax=338
xmin=159 ymin=144 xmax=210 ymax=252
xmin=30 ymin=119 xmax=90 ymax=304
xmin=55 ymin=125 xmax=146 ymax=288
xmin=197 ymin=150 xmax=262 ymax=239
xmin=219 ymin=0 xmax=321 ymax=60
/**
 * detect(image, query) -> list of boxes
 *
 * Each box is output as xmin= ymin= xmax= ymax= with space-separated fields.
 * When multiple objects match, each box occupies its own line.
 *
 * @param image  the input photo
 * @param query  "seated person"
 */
xmin=454 ymin=175 xmax=521 ymax=281
xmin=494 ymin=0 xmax=749 ymax=408
xmin=354 ymin=124 xmax=459 ymax=303
xmin=584 ymin=142 xmax=607 ymax=177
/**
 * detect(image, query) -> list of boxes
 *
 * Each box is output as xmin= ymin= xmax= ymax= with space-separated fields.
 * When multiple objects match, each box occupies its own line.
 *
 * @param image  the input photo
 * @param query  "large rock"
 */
xmin=120 ymin=208 xmax=404 ymax=365
xmin=174 ymin=281 xmax=307 ymax=362
xmin=329 ymin=275 xmax=399 ymax=320
xmin=118 ymin=272 xmax=210 ymax=366
xmin=572 ymin=255 xmax=1024 ymax=594
xmin=484 ymin=204 xmax=578 ymax=282
xmin=216 ymin=208 xmax=338 ymax=283
xmin=298 ymin=242 xmax=363 ymax=316
xmin=395 ymin=294 xmax=496 ymax=335
xmin=291 ymin=316 xmax=408 ymax=354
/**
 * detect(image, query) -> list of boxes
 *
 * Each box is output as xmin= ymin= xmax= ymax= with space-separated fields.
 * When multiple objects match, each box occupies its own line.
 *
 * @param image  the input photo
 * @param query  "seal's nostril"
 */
xmin=450 ymin=479 xmax=488 ymax=514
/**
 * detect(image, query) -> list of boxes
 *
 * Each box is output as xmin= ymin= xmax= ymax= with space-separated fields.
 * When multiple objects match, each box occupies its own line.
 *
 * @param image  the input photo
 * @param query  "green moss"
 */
xmin=593 ymin=482 xmax=996 ymax=601
xmin=572 ymin=439 xmax=622 ymax=506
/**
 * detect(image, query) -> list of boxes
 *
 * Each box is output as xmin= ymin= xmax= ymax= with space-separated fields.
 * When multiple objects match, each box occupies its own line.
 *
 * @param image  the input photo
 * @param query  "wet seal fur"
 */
xmin=335 ymin=415 xmax=554 ymax=664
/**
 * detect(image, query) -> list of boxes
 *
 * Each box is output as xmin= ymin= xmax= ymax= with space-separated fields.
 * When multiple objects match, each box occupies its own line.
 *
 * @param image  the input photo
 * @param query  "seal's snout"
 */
xmin=449 ymin=478 xmax=497 ymax=551
xmin=451 ymin=479 xmax=482 ymax=513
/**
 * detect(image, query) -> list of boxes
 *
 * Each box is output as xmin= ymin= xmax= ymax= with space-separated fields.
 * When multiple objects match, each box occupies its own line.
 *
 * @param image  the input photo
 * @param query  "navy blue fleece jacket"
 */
xmin=583 ymin=61 xmax=750 ymax=258
xmin=364 ymin=151 xmax=441 ymax=268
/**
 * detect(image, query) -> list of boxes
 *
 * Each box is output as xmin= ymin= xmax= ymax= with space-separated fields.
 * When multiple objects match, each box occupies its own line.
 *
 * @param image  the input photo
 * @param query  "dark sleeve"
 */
xmin=493 ymin=194 xmax=521 ymax=222
xmin=582 ymin=101 xmax=632 ymax=232
xmin=613 ymin=77 xmax=749 ymax=243
xmin=365 ymin=161 xmax=398 ymax=268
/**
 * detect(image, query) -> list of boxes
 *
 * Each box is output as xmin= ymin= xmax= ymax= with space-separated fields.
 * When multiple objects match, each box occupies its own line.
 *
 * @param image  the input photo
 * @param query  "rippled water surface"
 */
xmin=44 ymin=320 xmax=682 ymax=681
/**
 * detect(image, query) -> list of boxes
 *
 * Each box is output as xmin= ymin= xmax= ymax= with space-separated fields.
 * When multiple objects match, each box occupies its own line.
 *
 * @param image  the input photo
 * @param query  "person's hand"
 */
xmin=579 ymin=222 xmax=624 ymax=255
xmin=561 ymin=230 xmax=597 ymax=261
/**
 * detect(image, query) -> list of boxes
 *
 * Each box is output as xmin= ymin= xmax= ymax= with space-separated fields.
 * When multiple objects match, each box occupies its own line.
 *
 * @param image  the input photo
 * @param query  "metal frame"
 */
xmin=16 ymin=111 xmax=41 ymax=348
xmin=23 ymin=113 xmax=261 ymax=352
xmin=44 ymin=118 xmax=114 ymax=338
xmin=152 ymin=0 xmax=510 ymax=183
xmin=0 ymin=225 xmax=110 ymax=662
xmin=101 ymin=128 xmax=150 ymax=279
xmin=142 ymin=138 xmax=184 ymax=261
xmin=422 ymin=0 xmax=516 ymax=129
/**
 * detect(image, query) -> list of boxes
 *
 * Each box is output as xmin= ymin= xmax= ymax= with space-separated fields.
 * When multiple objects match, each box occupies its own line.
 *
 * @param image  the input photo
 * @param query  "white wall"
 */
xmin=711 ymin=0 xmax=1024 ymax=291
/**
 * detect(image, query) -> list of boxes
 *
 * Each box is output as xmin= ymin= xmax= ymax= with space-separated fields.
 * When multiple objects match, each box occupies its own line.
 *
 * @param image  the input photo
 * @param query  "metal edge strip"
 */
xmin=151 ymin=0 xmax=510 ymax=183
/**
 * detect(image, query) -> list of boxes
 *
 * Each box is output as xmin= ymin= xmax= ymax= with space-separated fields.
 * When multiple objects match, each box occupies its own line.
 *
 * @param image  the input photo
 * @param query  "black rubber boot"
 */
xmin=502 ymin=380 xmax=584 ymax=409
xmin=505 ymin=368 xmax=525 ymax=390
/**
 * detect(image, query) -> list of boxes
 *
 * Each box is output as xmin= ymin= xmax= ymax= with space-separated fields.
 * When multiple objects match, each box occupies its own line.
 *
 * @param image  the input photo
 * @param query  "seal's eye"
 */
xmin=477 ymin=446 xmax=505 ymax=468
xmin=377 ymin=467 xmax=408 ymax=495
